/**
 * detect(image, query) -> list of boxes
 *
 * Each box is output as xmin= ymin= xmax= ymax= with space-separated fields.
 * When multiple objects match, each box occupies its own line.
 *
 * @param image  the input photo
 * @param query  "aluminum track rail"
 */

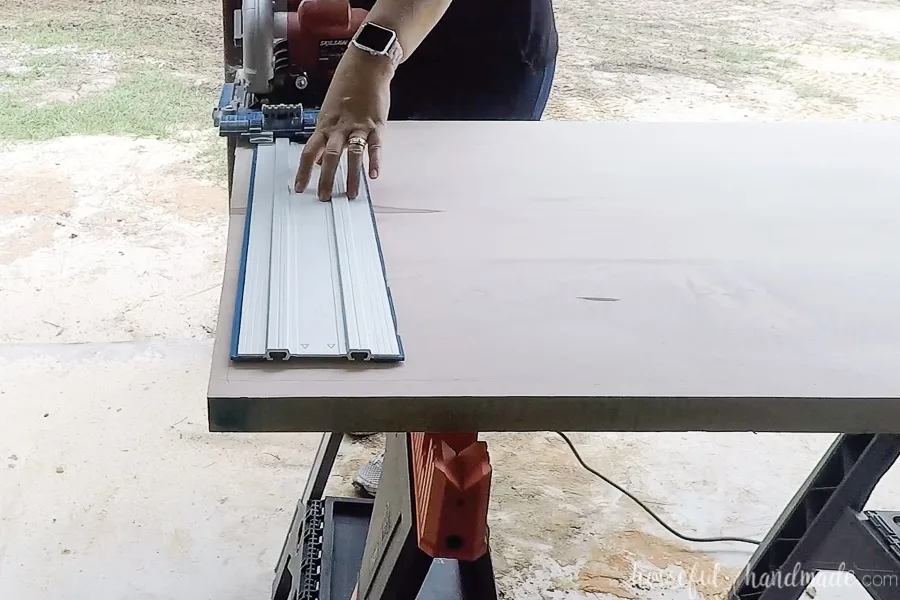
xmin=231 ymin=139 xmax=403 ymax=362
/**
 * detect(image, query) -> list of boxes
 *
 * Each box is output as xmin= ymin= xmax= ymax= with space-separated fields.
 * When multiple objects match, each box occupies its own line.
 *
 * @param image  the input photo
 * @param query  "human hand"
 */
xmin=294 ymin=47 xmax=394 ymax=201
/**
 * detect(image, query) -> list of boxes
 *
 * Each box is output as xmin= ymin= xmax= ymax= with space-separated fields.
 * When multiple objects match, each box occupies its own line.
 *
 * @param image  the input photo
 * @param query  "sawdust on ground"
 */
xmin=0 ymin=136 xmax=226 ymax=344
xmin=578 ymin=530 xmax=740 ymax=600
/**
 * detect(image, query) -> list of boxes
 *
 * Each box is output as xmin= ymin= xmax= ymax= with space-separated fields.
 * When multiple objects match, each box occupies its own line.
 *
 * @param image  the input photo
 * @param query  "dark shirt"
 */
xmin=427 ymin=0 xmax=557 ymax=68
xmin=353 ymin=0 xmax=558 ymax=119
xmin=353 ymin=0 xmax=558 ymax=70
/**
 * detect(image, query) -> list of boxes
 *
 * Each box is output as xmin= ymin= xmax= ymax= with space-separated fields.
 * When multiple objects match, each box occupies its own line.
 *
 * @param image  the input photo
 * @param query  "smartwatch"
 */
xmin=351 ymin=22 xmax=404 ymax=67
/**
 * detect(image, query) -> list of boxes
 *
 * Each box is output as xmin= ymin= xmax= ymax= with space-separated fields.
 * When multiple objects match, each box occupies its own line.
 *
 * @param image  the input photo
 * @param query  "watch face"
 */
xmin=356 ymin=23 xmax=395 ymax=54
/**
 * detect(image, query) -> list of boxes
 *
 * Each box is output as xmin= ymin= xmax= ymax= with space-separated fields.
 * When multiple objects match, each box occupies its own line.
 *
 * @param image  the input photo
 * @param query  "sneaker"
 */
xmin=352 ymin=453 xmax=383 ymax=497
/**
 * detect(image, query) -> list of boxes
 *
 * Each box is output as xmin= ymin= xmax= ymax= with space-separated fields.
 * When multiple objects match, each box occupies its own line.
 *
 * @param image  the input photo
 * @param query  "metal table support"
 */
xmin=355 ymin=433 xmax=498 ymax=600
xmin=272 ymin=433 xmax=497 ymax=600
xmin=271 ymin=433 xmax=900 ymax=600
xmin=730 ymin=434 xmax=900 ymax=600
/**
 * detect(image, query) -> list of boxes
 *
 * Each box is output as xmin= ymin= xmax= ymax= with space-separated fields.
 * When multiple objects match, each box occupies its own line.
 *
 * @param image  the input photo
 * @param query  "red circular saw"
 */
xmin=237 ymin=0 xmax=367 ymax=107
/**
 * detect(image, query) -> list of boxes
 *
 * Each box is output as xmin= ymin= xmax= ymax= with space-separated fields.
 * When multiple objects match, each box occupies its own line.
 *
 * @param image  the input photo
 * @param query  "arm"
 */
xmin=365 ymin=0 xmax=453 ymax=61
xmin=295 ymin=0 xmax=452 ymax=201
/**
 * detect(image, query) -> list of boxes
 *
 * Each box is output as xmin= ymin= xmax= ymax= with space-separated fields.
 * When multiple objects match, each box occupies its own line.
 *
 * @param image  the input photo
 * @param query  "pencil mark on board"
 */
xmin=373 ymin=205 xmax=443 ymax=214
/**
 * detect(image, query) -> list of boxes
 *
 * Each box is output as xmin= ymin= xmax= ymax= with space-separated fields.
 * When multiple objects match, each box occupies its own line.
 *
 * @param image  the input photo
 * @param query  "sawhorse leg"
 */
xmin=272 ymin=432 xmax=497 ymax=600
xmin=272 ymin=432 xmax=344 ymax=600
xmin=355 ymin=433 xmax=498 ymax=600
xmin=730 ymin=434 xmax=900 ymax=600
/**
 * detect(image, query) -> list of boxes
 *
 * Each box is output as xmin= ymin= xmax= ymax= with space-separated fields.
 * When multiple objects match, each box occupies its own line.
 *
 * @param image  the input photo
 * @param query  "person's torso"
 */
xmin=353 ymin=0 xmax=558 ymax=68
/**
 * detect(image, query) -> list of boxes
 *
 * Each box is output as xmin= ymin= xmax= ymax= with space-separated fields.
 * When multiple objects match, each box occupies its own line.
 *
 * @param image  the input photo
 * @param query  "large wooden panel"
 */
xmin=207 ymin=122 xmax=900 ymax=433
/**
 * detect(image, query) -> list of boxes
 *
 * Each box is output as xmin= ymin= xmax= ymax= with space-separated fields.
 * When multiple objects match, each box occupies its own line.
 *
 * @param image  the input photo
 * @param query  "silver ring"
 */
xmin=348 ymin=136 xmax=367 ymax=147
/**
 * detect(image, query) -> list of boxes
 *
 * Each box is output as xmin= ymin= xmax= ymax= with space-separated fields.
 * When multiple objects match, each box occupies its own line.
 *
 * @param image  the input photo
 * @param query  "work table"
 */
xmin=207 ymin=121 xmax=900 ymax=433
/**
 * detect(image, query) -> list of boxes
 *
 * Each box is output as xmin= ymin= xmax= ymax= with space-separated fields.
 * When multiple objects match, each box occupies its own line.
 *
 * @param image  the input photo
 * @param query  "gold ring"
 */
xmin=348 ymin=136 xmax=367 ymax=147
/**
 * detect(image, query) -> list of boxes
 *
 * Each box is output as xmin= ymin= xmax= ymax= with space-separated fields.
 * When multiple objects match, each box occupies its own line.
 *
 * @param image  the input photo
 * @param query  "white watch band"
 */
xmin=384 ymin=37 xmax=403 ymax=67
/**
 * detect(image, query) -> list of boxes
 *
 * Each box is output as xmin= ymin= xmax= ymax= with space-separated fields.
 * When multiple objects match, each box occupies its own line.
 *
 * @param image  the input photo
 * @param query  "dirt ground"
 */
xmin=1 ymin=0 xmax=900 ymax=598
xmin=548 ymin=0 xmax=900 ymax=121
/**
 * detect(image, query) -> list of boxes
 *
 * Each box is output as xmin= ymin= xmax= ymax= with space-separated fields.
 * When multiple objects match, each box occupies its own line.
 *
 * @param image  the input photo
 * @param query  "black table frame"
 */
xmin=268 ymin=433 xmax=900 ymax=600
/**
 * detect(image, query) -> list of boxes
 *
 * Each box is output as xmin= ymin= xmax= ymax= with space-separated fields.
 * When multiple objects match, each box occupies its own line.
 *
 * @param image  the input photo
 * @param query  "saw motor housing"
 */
xmin=243 ymin=0 xmax=366 ymax=104
xmin=214 ymin=0 xmax=367 ymax=142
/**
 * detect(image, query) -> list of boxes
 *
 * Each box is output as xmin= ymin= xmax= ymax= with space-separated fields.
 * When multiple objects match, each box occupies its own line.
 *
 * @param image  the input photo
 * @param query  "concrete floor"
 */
xmin=2 ymin=137 xmax=898 ymax=600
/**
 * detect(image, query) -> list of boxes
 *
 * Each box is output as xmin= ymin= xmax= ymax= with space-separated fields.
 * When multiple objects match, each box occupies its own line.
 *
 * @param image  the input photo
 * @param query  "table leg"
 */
xmin=355 ymin=433 xmax=499 ymax=600
xmin=356 ymin=433 xmax=429 ymax=600
xmin=221 ymin=0 xmax=240 ymax=81
xmin=227 ymin=137 xmax=236 ymax=196
xmin=730 ymin=434 xmax=900 ymax=600
xmin=302 ymin=432 xmax=344 ymax=505
xmin=459 ymin=553 xmax=500 ymax=599
xmin=272 ymin=432 xmax=344 ymax=600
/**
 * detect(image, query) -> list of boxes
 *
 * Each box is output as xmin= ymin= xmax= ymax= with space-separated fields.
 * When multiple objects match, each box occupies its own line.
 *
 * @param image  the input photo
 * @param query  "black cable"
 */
xmin=554 ymin=431 xmax=761 ymax=546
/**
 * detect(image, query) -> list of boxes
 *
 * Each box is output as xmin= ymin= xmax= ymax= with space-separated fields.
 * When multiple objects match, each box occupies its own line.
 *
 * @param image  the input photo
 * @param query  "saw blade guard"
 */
xmin=242 ymin=0 xmax=275 ymax=94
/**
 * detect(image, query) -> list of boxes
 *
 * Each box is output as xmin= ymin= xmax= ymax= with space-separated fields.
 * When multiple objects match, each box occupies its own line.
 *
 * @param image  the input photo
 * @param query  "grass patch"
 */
xmin=792 ymin=82 xmax=856 ymax=107
xmin=713 ymin=45 xmax=769 ymax=64
xmin=881 ymin=43 xmax=900 ymax=61
xmin=23 ymin=52 xmax=79 ymax=69
xmin=2 ymin=12 xmax=219 ymax=75
xmin=18 ymin=51 xmax=81 ymax=79
xmin=710 ymin=43 xmax=798 ymax=79
xmin=11 ymin=20 xmax=167 ymax=52
xmin=837 ymin=42 xmax=870 ymax=54
xmin=0 ymin=5 xmax=228 ymax=184
xmin=0 ymin=69 xmax=37 ymax=83
xmin=0 ymin=48 xmax=99 ymax=84
xmin=0 ymin=71 xmax=214 ymax=140
xmin=836 ymin=41 xmax=900 ymax=62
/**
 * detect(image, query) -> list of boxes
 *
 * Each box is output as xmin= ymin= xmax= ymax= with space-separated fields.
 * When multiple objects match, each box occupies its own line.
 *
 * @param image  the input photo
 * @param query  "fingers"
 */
xmin=295 ymin=131 xmax=325 ymax=193
xmin=317 ymin=130 xmax=347 ymax=202
xmin=367 ymin=127 xmax=383 ymax=180
xmin=346 ymin=130 xmax=368 ymax=200
xmin=296 ymin=125 xmax=382 ymax=201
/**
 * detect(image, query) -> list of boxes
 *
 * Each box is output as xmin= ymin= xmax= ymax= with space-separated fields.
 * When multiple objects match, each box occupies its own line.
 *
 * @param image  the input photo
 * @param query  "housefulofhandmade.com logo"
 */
xmin=628 ymin=560 xmax=898 ymax=597
xmin=734 ymin=563 xmax=899 ymax=591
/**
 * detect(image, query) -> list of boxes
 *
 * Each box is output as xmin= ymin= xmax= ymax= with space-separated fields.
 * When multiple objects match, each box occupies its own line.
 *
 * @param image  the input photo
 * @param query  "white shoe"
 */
xmin=352 ymin=453 xmax=383 ymax=497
